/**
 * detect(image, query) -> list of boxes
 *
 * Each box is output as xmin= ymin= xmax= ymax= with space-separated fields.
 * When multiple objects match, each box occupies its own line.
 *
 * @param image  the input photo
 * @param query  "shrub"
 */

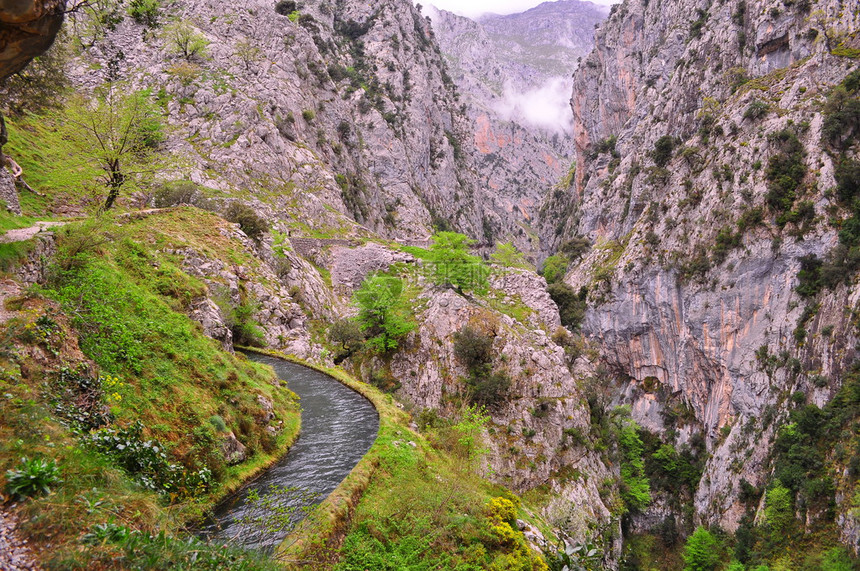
xmin=835 ymin=158 xmax=860 ymax=204
xmin=541 ymin=253 xmax=569 ymax=284
xmin=453 ymin=325 xmax=494 ymax=372
xmin=302 ymin=109 xmax=316 ymax=121
xmin=128 ymin=0 xmax=160 ymax=27
xmin=743 ymin=99 xmax=770 ymax=120
xmin=427 ymin=232 xmax=489 ymax=294
xmin=560 ymin=237 xmax=591 ymax=260
xmin=328 ymin=318 xmax=364 ymax=362
xmin=274 ymin=0 xmax=297 ymax=15
xmin=613 ymin=409 xmax=651 ymax=513
xmin=822 ymin=79 xmax=860 ymax=151
xmin=765 ymin=129 xmax=806 ymax=213
xmin=652 ymin=135 xmax=676 ymax=167
xmin=548 ymin=282 xmax=587 ymax=331
xmin=165 ymin=22 xmax=209 ymax=60
xmin=153 ymin=180 xmax=198 ymax=207
xmin=763 ymin=483 xmax=794 ymax=535
xmin=682 ymin=527 xmax=720 ymax=571
xmin=469 ymin=370 xmax=511 ymax=406
xmin=490 ymin=242 xmax=532 ymax=270
xmin=84 ymin=421 xmax=212 ymax=499
xmin=208 ymin=414 xmax=227 ymax=433
xmin=353 ymin=274 xmax=415 ymax=352
xmin=5 ymin=457 xmax=62 ymax=499
xmin=223 ymin=202 xmax=268 ymax=242
xmin=229 ymin=300 xmax=267 ymax=347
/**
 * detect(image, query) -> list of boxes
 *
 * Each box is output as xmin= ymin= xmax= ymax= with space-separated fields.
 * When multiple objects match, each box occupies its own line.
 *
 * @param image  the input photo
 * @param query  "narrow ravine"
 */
xmin=201 ymin=353 xmax=379 ymax=552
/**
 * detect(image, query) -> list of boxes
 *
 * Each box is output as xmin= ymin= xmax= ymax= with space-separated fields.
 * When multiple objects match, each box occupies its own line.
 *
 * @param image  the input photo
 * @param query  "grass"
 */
xmin=0 ymin=211 xmax=302 ymax=567
xmin=264 ymin=351 xmax=552 ymax=571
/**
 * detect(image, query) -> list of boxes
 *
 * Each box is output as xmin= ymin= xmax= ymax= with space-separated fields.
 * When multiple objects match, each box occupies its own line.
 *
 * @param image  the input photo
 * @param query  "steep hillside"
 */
xmin=541 ymin=0 xmax=860 ymax=563
xmin=0 ymin=0 xmax=627 ymax=567
xmin=429 ymin=1 xmax=607 ymax=254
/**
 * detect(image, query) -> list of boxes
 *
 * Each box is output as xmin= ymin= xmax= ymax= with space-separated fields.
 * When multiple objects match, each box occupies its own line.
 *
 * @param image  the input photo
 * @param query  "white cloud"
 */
xmin=416 ymin=0 xmax=618 ymax=19
xmin=492 ymin=77 xmax=574 ymax=135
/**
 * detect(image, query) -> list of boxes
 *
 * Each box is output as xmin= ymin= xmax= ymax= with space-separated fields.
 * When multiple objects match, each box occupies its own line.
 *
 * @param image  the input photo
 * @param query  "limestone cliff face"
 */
xmin=69 ymin=0 xmax=505 ymax=240
xmin=382 ymin=267 xmax=616 ymax=542
xmin=429 ymin=2 xmax=607 ymax=253
xmin=543 ymin=0 xmax=860 ymax=537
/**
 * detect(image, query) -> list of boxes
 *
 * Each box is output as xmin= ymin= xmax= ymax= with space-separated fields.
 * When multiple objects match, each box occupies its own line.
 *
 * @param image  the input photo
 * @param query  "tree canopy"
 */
xmin=427 ymin=232 xmax=488 ymax=295
xmin=353 ymin=274 xmax=415 ymax=352
xmin=57 ymin=83 xmax=168 ymax=210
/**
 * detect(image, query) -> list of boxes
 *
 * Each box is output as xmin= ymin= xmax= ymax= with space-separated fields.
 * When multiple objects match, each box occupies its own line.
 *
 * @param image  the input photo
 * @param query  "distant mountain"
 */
xmin=426 ymin=1 xmax=607 ymax=248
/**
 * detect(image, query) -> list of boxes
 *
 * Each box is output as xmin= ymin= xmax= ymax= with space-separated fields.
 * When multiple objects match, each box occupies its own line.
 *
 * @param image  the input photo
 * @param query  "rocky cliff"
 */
xmin=65 ymin=0 xmax=512 ymax=241
xmin=429 ymin=1 xmax=607 ymax=255
xmin=543 ymin=0 xmax=860 ymax=547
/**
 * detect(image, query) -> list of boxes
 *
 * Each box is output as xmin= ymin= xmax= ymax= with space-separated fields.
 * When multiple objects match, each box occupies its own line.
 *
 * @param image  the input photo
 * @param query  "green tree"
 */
xmin=490 ymin=241 xmax=533 ymax=270
xmin=427 ymin=232 xmax=488 ymax=294
xmin=547 ymin=282 xmax=587 ymax=331
xmin=328 ymin=318 xmax=364 ymax=362
xmin=541 ymin=253 xmax=569 ymax=284
xmin=763 ymin=482 xmax=793 ymax=536
xmin=682 ymin=526 xmax=721 ymax=571
xmin=164 ymin=22 xmax=209 ymax=60
xmin=128 ymin=0 xmax=161 ymax=27
xmin=58 ymin=83 xmax=168 ymax=210
xmin=353 ymin=274 xmax=415 ymax=352
xmin=613 ymin=408 xmax=651 ymax=512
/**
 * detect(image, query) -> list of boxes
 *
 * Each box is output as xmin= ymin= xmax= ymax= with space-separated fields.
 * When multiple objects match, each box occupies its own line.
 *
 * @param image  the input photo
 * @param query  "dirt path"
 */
xmin=0 ymin=222 xmax=65 ymax=245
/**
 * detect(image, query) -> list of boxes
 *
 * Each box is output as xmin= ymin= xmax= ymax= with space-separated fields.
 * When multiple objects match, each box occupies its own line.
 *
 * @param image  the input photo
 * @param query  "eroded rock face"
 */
xmin=0 ymin=0 xmax=65 ymax=81
xmin=385 ymin=273 xmax=615 ymax=544
xmin=428 ymin=2 xmax=607 ymax=255
xmin=65 ymin=0 xmax=524 ymax=244
xmin=541 ymin=0 xmax=860 ymax=537
xmin=189 ymin=297 xmax=232 ymax=351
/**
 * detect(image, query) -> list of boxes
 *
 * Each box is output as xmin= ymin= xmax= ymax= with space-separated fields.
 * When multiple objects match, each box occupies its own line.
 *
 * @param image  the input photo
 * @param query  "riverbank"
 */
xmin=203 ymin=352 xmax=378 ymax=551
xmin=248 ymin=348 xmax=552 ymax=570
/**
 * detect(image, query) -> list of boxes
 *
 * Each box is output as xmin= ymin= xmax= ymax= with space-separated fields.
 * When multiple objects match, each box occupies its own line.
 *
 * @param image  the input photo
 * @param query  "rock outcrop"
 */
xmin=542 ymin=0 xmax=860 ymax=538
xmin=0 ymin=0 xmax=66 ymax=80
xmin=429 ymin=2 xmax=607 ymax=255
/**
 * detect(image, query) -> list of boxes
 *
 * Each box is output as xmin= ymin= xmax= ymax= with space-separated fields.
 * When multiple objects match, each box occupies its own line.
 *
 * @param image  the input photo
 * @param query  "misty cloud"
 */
xmin=492 ymin=77 xmax=574 ymax=136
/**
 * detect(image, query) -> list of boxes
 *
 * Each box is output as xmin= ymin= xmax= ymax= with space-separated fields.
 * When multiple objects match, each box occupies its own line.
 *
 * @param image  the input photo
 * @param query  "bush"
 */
xmin=353 ymin=274 xmax=415 ymax=352
xmin=229 ymin=300 xmax=267 ymax=347
xmin=835 ymin=158 xmax=860 ymax=204
xmin=427 ymin=232 xmax=489 ymax=294
xmin=453 ymin=326 xmax=494 ymax=372
xmin=164 ymin=22 xmax=209 ymax=60
xmin=560 ymin=237 xmax=591 ymax=260
xmin=469 ymin=370 xmax=511 ymax=406
xmin=84 ymin=421 xmax=212 ymax=499
xmin=153 ymin=180 xmax=198 ymax=208
xmin=274 ymin=0 xmax=297 ymax=15
xmin=765 ymin=129 xmax=806 ymax=213
xmin=548 ymin=282 xmax=587 ymax=331
xmin=5 ymin=457 xmax=62 ymax=499
xmin=743 ymin=99 xmax=770 ymax=121
xmin=490 ymin=242 xmax=532 ymax=270
xmin=652 ymin=135 xmax=676 ymax=167
xmin=328 ymin=318 xmax=364 ymax=362
xmin=541 ymin=253 xmax=569 ymax=284
xmin=224 ymin=202 xmax=268 ymax=242
xmin=128 ymin=0 xmax=160 ymax=27
xmin=682 ymin=527 xmax=720 ymax=571
xmin=763 ymin=483 xmax=794 ymax=535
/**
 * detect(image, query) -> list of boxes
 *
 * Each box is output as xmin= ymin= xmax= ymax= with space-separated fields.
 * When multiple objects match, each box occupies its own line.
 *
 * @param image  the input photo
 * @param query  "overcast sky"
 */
xmin=417 ymin=0 xmax=618 ymax=19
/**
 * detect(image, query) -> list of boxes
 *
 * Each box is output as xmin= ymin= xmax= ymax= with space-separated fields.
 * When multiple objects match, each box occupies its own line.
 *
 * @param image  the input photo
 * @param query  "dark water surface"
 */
xmin=201 ymin=353 xmax=379 ymax=552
